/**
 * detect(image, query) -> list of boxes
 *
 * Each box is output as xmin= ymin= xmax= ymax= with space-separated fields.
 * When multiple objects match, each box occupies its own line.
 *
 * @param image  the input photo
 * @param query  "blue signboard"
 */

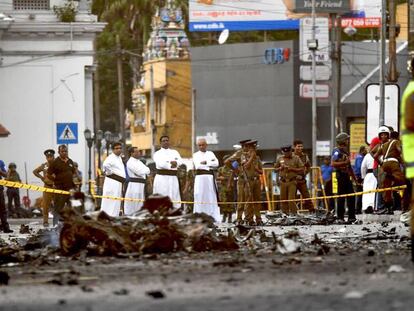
xmin=56 ymin=123 xmax=78 ymax=144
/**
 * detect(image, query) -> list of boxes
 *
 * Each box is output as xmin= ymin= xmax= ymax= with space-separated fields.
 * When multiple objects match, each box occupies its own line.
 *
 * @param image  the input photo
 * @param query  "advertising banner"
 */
xmin=190 ymin=0 xmax=381 ymax=32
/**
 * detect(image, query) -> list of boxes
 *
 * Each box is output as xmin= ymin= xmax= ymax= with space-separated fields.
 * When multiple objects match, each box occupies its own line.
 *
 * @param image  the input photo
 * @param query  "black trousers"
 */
xmin=53 ymin=193 xmax=70 ymax=225
xmin=6 ymin=188 xmax=20 ymax=212
xmin=0 ymin=187 xmax=10 ymax=230
xmin=324 ymin=180 xmax=335 ymax=211
xmin=355 ymin=181 xmax=363 ymax=214
xmin=336 ymin=173 xmax=355 ymax=220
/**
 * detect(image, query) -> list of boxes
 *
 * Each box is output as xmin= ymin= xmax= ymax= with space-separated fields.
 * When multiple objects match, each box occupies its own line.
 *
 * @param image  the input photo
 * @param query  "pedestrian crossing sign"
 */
xmin=56 ymin=123 xmax=78 ymax=144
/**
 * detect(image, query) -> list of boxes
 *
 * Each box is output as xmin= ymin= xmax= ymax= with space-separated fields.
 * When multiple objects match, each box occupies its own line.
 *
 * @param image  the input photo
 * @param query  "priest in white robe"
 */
xmin=193 ymin=138 xmax=221 ymax=222
xmin=153 ymin=135 xmax=183 ymax=208
xmin=100 ymin=142 xmax=126 ymax=217
xmin=361 ymin=138 xmax=380 ymax=213
xmin=124 ymin=147 xmax=150 ymax=215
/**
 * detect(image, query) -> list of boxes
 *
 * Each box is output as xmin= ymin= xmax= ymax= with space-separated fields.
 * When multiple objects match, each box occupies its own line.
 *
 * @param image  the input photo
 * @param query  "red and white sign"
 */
xmin=341 ymin=17 xmax=381 ymax=28
xmin=300 ymin=83 xmax=330 ymax=99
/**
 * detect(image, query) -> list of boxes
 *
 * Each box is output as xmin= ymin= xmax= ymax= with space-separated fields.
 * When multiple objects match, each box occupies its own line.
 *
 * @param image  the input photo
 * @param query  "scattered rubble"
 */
xmin=19 ymin=224 xmax=31 ymax=234
xmin=264 ymin=211 xmax=337 ymax=226
xmin=146 ymin=290 xmax=166 ymax=299
xmin=0 ymin=271 xmax=10 ymax=285
xmin=387 ymin=265 xmax=405 ymax=273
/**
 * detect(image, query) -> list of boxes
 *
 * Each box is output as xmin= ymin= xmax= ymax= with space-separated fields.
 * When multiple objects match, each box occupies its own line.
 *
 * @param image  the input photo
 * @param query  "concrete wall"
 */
xmin=191 ymin=41 xmax=296 ymax=153
xmin=0 ymin=55 xmax=94 ymax=191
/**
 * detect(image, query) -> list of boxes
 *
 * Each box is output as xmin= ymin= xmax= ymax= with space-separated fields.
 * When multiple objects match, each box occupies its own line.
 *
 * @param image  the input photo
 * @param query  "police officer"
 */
xmin=6 ymin=162 xmax=21 ymax=217
xmin=331 ymin=132 xmax=357 ymax=223
xmin=275 ymin=145 xmax=304 ymax=215
xmin=372 ymin=126 xmax=405 ymax=214
xmin=33 ymin=149 xmax=55 ymax=227
xmin=293 ymin=139 xmax=315 ymax=212
xmin=0 ymin=159 xmax=13 ymax=233
xmin=400 ymin=57 xmax=414 ymax=261
xmin=243 ymin=140 xmax=263 ymax=226
xmin=225 ymin=139 xmax=251 ymax=224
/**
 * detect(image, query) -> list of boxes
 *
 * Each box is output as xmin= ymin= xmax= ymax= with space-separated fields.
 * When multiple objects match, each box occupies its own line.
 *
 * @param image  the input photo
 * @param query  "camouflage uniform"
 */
xmin=217 ymin=164 xmax=235 ymax=222
xmin=177 ymin=164 xmax=187 ymax=203
xmin=184 ymin=169 xmax=195 ymax=213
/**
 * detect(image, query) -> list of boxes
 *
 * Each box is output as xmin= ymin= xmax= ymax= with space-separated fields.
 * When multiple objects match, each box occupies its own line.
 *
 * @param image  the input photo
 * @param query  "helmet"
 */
xmin=335 ymin=132 xmax=350 ymax=144
xmin=378 ymin=126 xmax=390 ymax=137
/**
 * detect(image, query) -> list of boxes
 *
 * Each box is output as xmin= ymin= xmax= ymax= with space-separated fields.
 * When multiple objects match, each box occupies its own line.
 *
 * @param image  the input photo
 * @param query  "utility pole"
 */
xmin=331 ymin=14 xmax=342 ymax=150
xmin=191 ymin=88 xmax=196 ymax=155
xmin=410 ymin=1 xmax=414 ymax=56
xmin=150 ymin=65 xmax=155 ymax=156
xmin=116 ymin=34 xmax=126 ymax=148
xmin=93 ymin=61 xmax=101 ymax=132
xmin=379 ymin=0 xmax=387 ymax=126
xmin=310 ymin=0 xmax=317 ymax=203
xmin=311 ymin=0 xmax=317 ymax=170
xmin=387 ymin=0 xmax=399 ymax=82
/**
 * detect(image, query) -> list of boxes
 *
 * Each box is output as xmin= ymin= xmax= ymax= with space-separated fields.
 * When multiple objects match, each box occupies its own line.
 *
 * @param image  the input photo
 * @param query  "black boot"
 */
xmin=387 ymin=203 xmax=394 ymax=215
xmin=2 ymin=223 xmax=13 ymax=233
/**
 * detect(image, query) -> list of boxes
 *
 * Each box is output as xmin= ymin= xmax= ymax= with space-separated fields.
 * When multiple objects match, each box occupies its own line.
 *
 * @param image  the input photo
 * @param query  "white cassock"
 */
xmin=153 ymin=148 xmax=182 ymax=208
xmin=193 ymin=150 xmax=221 ymax=222
xmin=100 ymin=153 xmax=126 ymax=217
xmin=361 ymin=153 xmax=377 ymax=211
xmin=124 ymin=157 xmax=150 ymax=216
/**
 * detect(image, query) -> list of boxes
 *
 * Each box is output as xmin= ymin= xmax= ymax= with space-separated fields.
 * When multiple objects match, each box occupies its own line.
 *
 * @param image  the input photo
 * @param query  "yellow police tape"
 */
xmin=0 ymin=179 xmax=407 ymax=206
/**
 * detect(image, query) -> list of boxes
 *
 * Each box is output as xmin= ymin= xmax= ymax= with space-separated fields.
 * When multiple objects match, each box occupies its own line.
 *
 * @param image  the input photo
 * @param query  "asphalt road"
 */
xmin=0 ymin=216 xmax=413 ymax=311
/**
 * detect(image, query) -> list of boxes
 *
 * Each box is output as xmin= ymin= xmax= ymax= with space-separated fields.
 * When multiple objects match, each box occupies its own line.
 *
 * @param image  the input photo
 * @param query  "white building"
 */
xmin=0 ymin=0 xmax=105 ymax=197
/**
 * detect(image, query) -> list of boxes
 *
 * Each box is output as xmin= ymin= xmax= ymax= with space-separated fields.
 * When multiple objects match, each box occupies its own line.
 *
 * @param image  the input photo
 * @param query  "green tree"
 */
xmin=92 ymin=0 xmax=157 ymax=133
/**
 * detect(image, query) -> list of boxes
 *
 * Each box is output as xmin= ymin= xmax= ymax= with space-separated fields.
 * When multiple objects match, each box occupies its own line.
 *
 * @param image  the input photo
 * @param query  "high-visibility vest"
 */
xmin=401 ymin=81 xmax=414 ymax=178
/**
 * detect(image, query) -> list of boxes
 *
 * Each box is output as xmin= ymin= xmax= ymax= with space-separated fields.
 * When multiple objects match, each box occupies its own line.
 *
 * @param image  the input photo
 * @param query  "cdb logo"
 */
xmin=263 ymin=48 xmax=290 ymax=65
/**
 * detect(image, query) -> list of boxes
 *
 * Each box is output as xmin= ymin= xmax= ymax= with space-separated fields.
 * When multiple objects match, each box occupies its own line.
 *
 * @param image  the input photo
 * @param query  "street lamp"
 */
xmin=95 ymin=129 xmax=103 ymax=173
xmin=84 ymin=128 xmax=93 ymax=194
xmin=104 ymin=131 xmax=112 ymax=155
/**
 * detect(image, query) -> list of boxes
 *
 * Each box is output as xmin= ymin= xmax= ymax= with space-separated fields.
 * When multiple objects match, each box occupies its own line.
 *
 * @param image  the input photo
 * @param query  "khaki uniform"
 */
xmin=33 ymin=162 xmax=54 ymax=225
xmin=217 ymin=165 xmax=235 ymax=222
xmin=275 ymin=155 xmax=304 ymax=214
xmin=374 ymin=139 xmax=405 ymax=204
xmin=243 ymin=152 xmax=263 ymax=224
xmin=294 ymin=152 xmax=314 ymax=212
xmin=226 ymin=149 xmax=249 ymax=222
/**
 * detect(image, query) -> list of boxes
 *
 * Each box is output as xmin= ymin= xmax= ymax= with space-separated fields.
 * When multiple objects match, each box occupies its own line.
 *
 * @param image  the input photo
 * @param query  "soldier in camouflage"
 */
xmin=217 ymin=155 xmax=235 ymax=223
xmin=183 ymin=168 xmax=195 ymax=213
xmin=225 ymin=139 xmax=252 ymax=224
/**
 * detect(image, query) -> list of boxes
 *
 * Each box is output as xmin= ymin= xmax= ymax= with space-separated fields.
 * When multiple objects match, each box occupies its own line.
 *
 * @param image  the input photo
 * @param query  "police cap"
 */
xmin=8 ymin=162 xmax=16 ymax=168
xmin=246 ymin=140 xmax=258 ymax=146
xmin=44 ymin=149 xmax=55 ymax=157
xmin=281 ymin=145 xmax=292 ymax=152
xmin=239 ymin=139 xmax=251 ymax=145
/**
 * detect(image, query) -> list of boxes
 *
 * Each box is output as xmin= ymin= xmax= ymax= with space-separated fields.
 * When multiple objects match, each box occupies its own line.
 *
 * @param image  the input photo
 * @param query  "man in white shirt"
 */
xmin=100 ymin=142 xmax=126 ymax=217
xmin=152 ymin=135 xmax=183 ymax=208
xmin=124 ymin=146 xmax=150 ymax=215
xmin=193 ymin=138 xmax=221 ymax=222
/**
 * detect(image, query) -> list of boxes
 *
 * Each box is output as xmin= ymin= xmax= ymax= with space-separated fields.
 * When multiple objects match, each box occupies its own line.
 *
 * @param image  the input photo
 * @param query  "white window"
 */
xmin=13 ymin=0 xmax=50 ymax=10
xmin=155 ymin=93 xmax=165 ymax=125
